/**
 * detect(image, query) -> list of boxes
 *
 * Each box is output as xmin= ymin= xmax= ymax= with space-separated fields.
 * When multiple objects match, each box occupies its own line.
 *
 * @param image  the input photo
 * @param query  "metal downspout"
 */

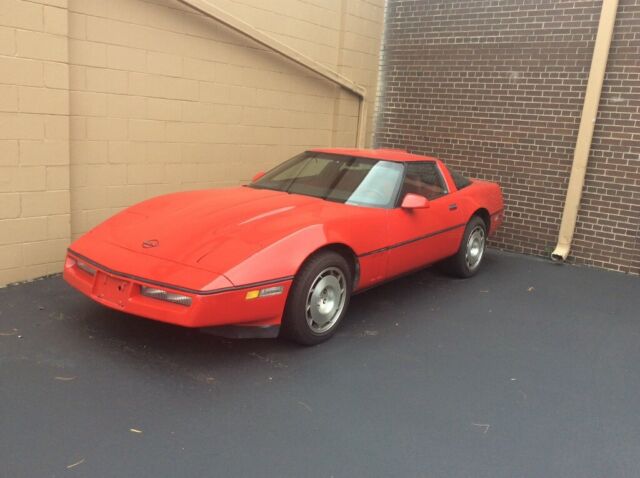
xmin=551 ymin=0 xmax=619 ymax=262
xmin=177 ymin=0 xmax=368 ymax=147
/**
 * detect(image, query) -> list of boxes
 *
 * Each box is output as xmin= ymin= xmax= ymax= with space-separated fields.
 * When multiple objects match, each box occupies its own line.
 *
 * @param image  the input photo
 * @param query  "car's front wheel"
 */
xmin=282 ymin=251 xmax=352 ymax=346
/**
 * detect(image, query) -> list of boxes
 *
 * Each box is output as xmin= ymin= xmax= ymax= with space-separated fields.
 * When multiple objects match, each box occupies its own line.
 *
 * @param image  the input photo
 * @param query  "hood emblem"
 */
xmin=142 ymin=239 xmax=159 ymax=248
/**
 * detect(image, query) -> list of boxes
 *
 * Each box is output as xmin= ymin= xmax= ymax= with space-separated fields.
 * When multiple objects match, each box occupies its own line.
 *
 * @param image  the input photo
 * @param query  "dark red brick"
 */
xmin=375 ymin=0 xmax=640 ymax=274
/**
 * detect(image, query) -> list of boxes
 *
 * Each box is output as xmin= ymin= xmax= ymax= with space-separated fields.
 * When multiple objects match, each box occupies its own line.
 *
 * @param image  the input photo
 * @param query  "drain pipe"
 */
xmin=177 ymin=0 xmax=368 ymax=147
xmin=551 ymin=0 xmax=618 ymax=262
xmin=356 ymin=99 xmax=368 ymax=148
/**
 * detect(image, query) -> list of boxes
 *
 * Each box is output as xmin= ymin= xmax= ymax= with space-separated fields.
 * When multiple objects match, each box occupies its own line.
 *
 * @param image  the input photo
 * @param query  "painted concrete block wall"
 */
xmin=0 ymin=0 xmax=385 ymax=286
xmin=0 ymin=0 xmax=71 ymax=286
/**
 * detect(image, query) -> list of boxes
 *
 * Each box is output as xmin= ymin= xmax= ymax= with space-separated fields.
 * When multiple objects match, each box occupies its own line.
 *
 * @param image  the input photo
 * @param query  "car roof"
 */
xmin=309 ymin=148 xmax=440 ymax=163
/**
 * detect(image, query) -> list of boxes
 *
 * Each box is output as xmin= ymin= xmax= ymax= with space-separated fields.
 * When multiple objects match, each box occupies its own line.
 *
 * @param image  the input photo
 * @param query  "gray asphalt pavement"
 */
xmin=1 ymin=250 xmax=639 ymax=478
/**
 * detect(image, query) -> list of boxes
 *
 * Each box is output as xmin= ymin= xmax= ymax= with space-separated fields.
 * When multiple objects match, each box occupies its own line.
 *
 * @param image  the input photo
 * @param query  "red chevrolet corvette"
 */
xmin=64 ymin=148 xmax=503 ymax=345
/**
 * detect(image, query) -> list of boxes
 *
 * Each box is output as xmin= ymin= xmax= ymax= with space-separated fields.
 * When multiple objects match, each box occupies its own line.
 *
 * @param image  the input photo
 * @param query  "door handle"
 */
xmin=448 ymin=204 xmax=458 ymax=211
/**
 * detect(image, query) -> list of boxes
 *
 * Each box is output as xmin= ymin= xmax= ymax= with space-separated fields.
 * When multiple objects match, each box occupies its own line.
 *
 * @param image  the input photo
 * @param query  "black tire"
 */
xmin=281 ymin=251 xmax=352 ymax=346
xmin=440 ymin=215 xmax=487 ymax=278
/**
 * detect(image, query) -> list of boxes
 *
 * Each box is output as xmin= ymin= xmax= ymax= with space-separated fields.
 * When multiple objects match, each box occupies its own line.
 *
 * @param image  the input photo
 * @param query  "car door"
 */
xmin=386 ymin=161 xmax=465 ymax=278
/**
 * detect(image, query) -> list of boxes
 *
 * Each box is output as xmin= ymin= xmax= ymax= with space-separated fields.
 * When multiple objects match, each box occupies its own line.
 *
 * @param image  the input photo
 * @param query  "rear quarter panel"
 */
xmin=454 ymin=179 xmax=504 ymax=236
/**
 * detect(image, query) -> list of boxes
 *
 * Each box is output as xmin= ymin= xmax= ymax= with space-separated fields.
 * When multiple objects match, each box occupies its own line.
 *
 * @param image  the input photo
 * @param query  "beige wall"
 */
xmin=0 ymin=0 xmax=71 ymax=286
xmin=0 ymin=0 xmax=384 ymax=286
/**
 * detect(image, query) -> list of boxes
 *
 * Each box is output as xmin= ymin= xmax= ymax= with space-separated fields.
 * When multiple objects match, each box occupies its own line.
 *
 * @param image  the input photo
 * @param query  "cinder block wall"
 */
xmin=0 ymin=0 xmax=385 ymax=286
xmin=376 ymin=0 xmax=640 ymax=274
xmin=0 ymin=0 xmax=71 ymax=286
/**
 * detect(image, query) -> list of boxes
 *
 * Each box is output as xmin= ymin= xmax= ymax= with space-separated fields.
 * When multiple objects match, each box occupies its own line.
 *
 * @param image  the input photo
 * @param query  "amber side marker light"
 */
xmin=141 ymin=286 xmax=192 ymax=306
xmin=245 ymin=286 xmax=284 ymax=300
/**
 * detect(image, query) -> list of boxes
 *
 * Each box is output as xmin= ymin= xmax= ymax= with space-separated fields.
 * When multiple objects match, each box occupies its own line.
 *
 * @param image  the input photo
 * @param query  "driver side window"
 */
xmin=401 ymin=162 xmax=447 ymax=200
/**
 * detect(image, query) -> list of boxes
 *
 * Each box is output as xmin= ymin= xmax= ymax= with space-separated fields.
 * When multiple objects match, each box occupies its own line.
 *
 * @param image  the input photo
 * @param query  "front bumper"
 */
xmin=63 ymin=252 xmax=292 ymax=329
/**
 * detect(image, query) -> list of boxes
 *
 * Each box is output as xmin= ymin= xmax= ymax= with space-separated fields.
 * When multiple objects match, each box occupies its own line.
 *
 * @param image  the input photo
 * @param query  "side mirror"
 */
xmin=401 ymin=193 xmax=430 ymax=209
xmin=251 ymin=171 xmax=265 ymax=183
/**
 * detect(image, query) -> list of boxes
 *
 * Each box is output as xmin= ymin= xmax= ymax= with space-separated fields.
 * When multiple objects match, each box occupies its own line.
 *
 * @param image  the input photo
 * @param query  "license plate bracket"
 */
xmin=95 ymin=272 xmax=130 ymax=307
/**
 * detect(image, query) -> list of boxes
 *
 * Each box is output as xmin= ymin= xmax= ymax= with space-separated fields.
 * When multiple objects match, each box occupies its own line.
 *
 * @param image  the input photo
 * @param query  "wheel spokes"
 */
xmin=465 ymin=226 xmax=485 ymax=270
xmin=305 ymin=267 xmax=347 ymax=333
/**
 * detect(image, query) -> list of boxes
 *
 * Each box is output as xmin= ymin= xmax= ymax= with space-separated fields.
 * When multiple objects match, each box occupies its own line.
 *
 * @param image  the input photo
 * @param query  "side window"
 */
xmin=449 ymin=169 xmax=472 ymax=190
xmin=401 ymin=162 xmax=447 ymax=200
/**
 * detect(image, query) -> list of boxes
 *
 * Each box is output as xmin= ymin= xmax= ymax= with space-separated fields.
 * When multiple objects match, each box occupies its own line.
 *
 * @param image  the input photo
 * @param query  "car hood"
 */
xmin=86 ymin=186 xmax=343 ymax=274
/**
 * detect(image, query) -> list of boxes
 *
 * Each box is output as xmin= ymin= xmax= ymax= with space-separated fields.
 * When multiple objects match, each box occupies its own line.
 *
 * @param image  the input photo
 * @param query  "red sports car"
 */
xmin=64 ymin=148 xmax=503 ymax=345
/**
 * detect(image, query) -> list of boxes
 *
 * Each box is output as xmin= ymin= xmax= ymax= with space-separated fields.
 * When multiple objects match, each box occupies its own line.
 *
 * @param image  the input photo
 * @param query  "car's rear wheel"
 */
xmin=282 ymin=251 xmax=352 ymax=345
xmin=440 ymin=215 xmax=487 ymax=278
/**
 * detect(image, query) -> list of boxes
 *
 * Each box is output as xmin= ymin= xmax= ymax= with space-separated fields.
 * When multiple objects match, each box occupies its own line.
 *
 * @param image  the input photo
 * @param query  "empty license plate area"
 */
xmin=95 ymin=272 xmax=131 ymax=307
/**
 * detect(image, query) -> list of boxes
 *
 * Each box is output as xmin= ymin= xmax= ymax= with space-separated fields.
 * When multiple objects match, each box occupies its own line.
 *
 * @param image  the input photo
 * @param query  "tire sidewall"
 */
xmin=282 ymin=251 xmax=352 ymax=345
xmin=457 ymin=216 xmax=487 ymax=278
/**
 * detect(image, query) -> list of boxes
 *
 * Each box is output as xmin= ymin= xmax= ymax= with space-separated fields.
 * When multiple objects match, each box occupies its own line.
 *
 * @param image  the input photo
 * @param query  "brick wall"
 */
xmin=0 ymin=0 xmax=385 ymax=286
xmin=376 ymin=0 xmax=640 ymax=274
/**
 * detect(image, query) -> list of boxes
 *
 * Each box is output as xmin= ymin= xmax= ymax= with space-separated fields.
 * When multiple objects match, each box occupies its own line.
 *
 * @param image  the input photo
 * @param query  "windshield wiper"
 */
xmin=247 ymin=184 xmax=278 ymax=192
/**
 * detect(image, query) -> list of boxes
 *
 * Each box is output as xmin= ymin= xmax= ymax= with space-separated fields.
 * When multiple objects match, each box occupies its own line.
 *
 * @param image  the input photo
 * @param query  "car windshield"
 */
xmin=249 ymin=152 xmax=405 ymax=208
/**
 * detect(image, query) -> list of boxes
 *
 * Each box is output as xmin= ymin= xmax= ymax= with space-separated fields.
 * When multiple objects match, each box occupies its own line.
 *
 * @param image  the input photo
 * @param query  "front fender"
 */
xmin=223 ymin=224 xmax=338 ymax=286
